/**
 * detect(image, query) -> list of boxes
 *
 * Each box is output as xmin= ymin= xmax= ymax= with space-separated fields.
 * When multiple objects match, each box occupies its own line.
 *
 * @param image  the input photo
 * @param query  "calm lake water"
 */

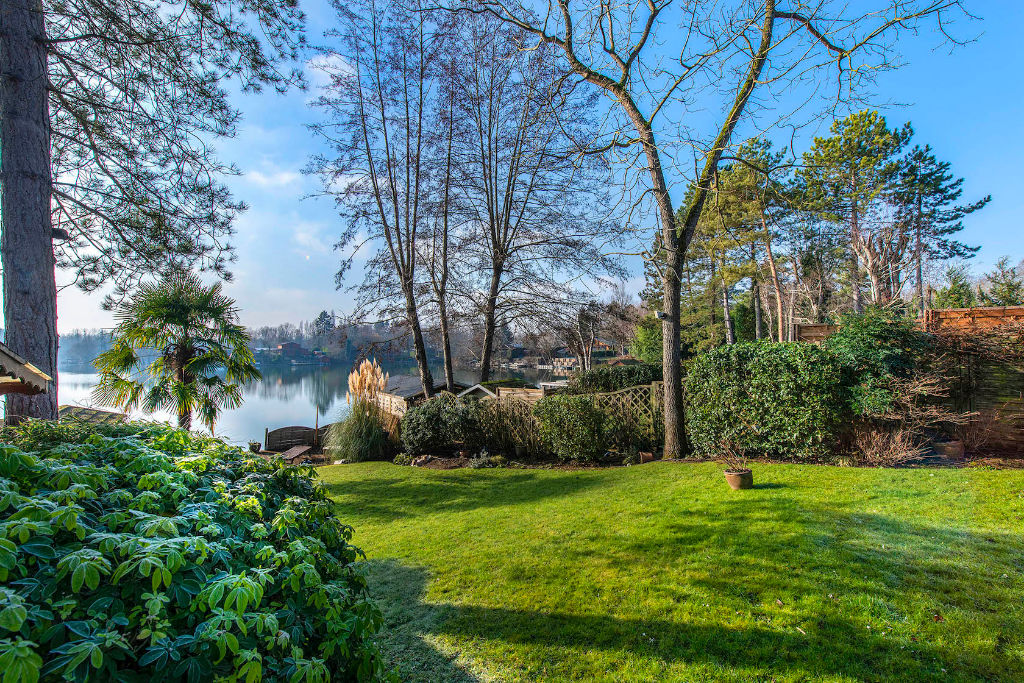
xmin=54 ymin=362 xmax=554 ymax=445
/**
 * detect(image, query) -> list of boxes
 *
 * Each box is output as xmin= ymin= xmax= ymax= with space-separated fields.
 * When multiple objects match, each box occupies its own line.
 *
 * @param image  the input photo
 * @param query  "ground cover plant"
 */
xmin=0 ymin=420 xmax=392 ymax=683
xmin=321 ymin=461 xmax=1024 ymax=683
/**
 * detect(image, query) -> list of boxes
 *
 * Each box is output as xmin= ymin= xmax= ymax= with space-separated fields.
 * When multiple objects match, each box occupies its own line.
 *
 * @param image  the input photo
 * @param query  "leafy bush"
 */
xmin=824 ymin=307 xmax=938 ymax=420
xmin=327 ymin=399 xmax=397 ymax=462
xmin=399 ymin=393 xmax=474 ymax=455
xmin=564 ymin=364 xmax=662 ymax=394
xmin=533 ymin=395 xmax=606 ymax=462
xmin=0 ymin=419 xmax=392 ymax=683
xmin=825 ymin=306 xmax=928 ymax=381
xmin=685 ymin=342 xmax=846 ymax=461
xmin=392 ymin=453 xmax=414 ymax=466
xmin=629 ymin=316 xmax=663 ymax=365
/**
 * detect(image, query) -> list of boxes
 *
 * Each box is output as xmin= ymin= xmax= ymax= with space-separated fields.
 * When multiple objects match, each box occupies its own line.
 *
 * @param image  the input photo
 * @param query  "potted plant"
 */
xmin=718 ymin=442 xmax=753 ymax=490
xmin=248 ymin=440 xmax=261 ymax=453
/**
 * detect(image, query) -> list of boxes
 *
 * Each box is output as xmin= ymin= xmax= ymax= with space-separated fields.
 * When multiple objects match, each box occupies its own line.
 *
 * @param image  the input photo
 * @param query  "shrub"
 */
xmin=392 ymin=453 xmax=414 ymax=466
xmin=327 ymin=398 xmax=396 ymax=462
xmin=399 ymin=393 xmax=473 ymax=455
xmin=629 ymin=316 xmax=663 ymax=365
xmin=534 ymin=395 xmax=606 ymax=462
xmin=685 ymin=342 xmax=845 ymax=461
xmin=0 ymin=419 xmax=392 ymax=683
xmin=564 ymin=363 xmax=662 ymax=394
xmin=825 ymin=306 xmax=928 ymax=382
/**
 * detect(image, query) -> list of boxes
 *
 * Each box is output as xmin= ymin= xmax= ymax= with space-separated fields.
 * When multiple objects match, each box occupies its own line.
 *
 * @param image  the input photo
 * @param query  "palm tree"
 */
xmin=93 ymin=272 xmax=261 ymax=432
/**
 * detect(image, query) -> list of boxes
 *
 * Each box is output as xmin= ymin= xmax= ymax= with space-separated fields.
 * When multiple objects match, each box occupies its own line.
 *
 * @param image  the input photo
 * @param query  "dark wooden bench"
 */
xmin=279 ymin=445 xmax=312 ymax=465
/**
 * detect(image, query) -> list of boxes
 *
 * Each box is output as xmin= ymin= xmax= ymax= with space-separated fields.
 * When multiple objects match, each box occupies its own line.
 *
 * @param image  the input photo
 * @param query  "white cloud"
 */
xmin=247 ymin=169 xmax=302 ymax=188
xmin=292 ymin=220 xmax=331 ymax=254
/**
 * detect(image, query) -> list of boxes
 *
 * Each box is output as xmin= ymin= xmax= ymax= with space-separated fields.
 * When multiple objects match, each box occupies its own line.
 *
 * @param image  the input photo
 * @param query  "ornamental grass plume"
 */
xmin=347 ymin=358 xmax=389 ymax=404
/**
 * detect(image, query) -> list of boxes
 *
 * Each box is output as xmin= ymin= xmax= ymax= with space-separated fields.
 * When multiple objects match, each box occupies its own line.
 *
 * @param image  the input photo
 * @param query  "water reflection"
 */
xmin=53 ymin=362 xmax=555 ymax=445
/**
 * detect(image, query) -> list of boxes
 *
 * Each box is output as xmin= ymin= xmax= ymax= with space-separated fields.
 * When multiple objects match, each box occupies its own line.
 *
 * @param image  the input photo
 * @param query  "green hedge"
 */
xmin=685 ymin=342 xmax=845 ymax=460
xmin=0 ymin=420 xmax=392 ymax=683
xmin=564 ymin=364 xmax=662 ymax=394
xmin=400 ymin=393 xmax=476 ymax=455
xmin=533 ymin=395 xmax=606 ymax=462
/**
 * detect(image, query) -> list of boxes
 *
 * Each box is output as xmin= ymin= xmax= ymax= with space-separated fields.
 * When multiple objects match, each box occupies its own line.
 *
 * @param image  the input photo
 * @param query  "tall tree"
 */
xmin=800 ymin=111 xmax=912 ymax=309
xmin=1 ymin=0 xmax=303 ymax=422
xmin=92 ymin=271 xmax=260 ymax=432
xmin=471 ymin=0 xmax=968 ymax=457
xmin=895 ymin=145 xmax=988 ymax=314
xmin=444 ymin=13 xmax=623 ymax=382
xmin=308 ymin=0 xmax=440 ymax=397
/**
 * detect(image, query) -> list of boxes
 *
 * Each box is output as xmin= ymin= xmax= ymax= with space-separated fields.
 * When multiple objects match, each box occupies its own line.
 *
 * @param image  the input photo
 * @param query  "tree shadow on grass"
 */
xmin=325 ymin=470 xmax=603 ymax=521
xmin=362 ymin=497 xmax=1024 ymax=682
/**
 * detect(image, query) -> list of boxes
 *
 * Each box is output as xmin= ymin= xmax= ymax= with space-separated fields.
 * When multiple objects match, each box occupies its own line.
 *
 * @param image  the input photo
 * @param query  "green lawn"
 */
xmin=320 ymin=462 xmax=1024 ymax=683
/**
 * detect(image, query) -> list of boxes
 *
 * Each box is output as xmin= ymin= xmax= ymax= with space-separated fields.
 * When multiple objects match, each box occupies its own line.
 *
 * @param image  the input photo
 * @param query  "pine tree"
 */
xmin=895 ymin=145 xmax=989 ymax=315
xmin=933 ymin=265 xmax=977 ymax=309
xmin=1 ymin=0 xmax=303 ymax=421
xmin=979 ymin=257 xmax=1024 ymax=307
xmin=800 ymin=111 xmax=911 ymax=310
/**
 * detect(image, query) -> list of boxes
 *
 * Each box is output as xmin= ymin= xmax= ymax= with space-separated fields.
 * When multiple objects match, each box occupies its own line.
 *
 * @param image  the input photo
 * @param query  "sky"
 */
xmin=45 ymin=0 xmax=1024 ymax=333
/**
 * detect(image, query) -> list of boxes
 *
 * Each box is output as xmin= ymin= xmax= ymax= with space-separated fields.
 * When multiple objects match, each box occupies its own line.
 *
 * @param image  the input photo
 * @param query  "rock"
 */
xmin=333 ymin=459 xmax=349 ymax=465
xmin=413 ymin=455 xmax=434 ymax=467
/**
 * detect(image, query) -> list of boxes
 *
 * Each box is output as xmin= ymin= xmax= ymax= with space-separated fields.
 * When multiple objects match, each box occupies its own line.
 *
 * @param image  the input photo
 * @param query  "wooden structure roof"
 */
xmin=58 ymin=405 xmax=127 ymax=425
xmin=0 ymin=343 xmax=51 ymax=396
xmin=384 ymin=375 xmax=466 ymax=399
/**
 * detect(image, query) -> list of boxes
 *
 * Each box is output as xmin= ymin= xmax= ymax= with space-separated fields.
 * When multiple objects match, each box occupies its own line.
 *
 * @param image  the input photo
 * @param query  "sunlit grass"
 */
xmin=320 ymin=462 xmax=1024 ymax=682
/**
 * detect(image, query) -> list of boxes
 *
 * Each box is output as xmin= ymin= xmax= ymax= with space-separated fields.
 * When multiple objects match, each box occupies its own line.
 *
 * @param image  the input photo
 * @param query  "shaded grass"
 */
xmin=320 ymin=462 xmax=1024 ymax=682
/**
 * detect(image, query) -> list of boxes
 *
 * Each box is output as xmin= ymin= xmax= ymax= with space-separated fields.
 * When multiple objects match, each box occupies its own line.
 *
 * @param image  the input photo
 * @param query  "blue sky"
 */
xmin=53 ymin=0 xmax=1024 ymax=332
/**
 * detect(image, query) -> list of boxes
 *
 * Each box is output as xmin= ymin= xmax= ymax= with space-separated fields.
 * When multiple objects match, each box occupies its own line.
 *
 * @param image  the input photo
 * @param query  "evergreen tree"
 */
xmin=895 ymin=145 xmax=988 ymax=314
xmin=979 ymin=257 xmax=1024 ymax=307
xmin=800 ymin=111 xmax=911 ymax=310
xmin=1 ymin=0 xmax=303 ymax=421
xmin=933 ymin=265 xmax=977 ymax=309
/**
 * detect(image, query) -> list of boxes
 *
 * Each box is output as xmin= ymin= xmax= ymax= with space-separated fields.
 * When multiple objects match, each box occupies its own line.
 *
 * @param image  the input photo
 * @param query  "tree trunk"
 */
xmin=721 ymin=259 xmax=735 ymax=344
xmin=849 ymin=185 xmax=863 ymax=313
xmin=915 ymin=194 xmax=925 ymax=316
xmin=752 ymin=278 xmax=762 ymax=341
xmin=403 ymin=283 xmax=434 ymax=398
xmin=750 ymin=242 xmax=761 ymax=340
xmin=760 ymin=214 xmax=785 ymax=342
xmin=438 ymin=297 xmax=454 ymax=392
xmin=478 ymin=264 xmax=502 ymax=383
xmin=1 ymin=0 xmax=59 ymax=423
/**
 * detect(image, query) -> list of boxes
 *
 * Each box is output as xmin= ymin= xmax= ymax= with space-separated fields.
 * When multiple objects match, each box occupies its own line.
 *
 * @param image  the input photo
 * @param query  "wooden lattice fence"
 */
xmin=474 ymin=396 xmax=546 ymax=458
xmin=591 ymin=382 xmax=664 ymax=452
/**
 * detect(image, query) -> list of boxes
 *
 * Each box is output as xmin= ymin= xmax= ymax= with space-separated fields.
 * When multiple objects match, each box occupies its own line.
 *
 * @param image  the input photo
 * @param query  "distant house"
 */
xmin=606 ymin=357 xmax=642 ymax=367
xmin=276 ymin=342 xmax=310 ymax=359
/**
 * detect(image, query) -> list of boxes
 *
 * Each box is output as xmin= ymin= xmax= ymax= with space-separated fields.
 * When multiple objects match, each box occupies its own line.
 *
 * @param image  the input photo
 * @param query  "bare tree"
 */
xmin=443 ymin=13 xmax=625 ymax=382
xmin=464 ymin=0 xmax=969 ymax=456
xmin=308 ymin=0 xmax=441 ymax=397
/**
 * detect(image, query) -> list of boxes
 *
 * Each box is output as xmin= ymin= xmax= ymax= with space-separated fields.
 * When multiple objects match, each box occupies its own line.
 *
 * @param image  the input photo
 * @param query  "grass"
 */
xmin=320 ymin=462 xmax=1024 ymax=682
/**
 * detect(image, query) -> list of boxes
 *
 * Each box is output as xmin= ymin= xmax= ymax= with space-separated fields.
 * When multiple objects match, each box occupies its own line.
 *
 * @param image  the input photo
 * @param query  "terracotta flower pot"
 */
xmin=724 ymin=468 xmax=754 ymax=490
xmin=934 ymin=439 xmax=966 ymax=460
xmin=639 ymin=451 xmax=655 ymax=464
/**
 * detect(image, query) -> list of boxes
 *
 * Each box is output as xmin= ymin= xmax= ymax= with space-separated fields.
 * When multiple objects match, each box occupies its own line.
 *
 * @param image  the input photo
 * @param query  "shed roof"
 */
xmin=0 ymin=343 xmax=51 ymax=396
xmin=58 ymin=405 xmax=127 ymax=425
xmin=384 ymin=375 xmax=467 ymax=398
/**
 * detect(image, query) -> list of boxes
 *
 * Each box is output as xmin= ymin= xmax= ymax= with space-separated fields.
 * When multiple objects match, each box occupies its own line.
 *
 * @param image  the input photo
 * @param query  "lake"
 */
xmin=53 ymin=362 xmax=555 ymax=445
